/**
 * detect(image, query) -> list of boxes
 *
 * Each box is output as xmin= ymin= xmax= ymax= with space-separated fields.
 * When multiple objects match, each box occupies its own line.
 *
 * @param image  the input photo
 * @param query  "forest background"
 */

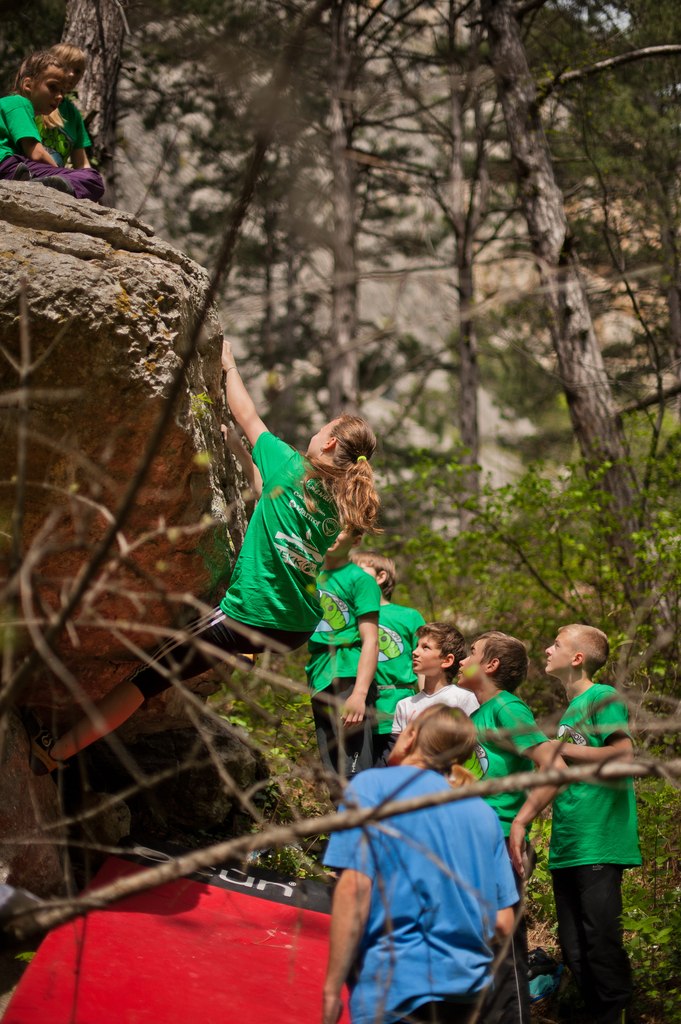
xmin=1 ymin=0 xmax=681 ymax=1020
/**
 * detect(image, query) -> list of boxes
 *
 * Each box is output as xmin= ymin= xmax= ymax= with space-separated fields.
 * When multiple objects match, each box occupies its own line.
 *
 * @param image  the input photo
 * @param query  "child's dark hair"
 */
xmin=350 ymin=550 xmax=396 ymax=599
xmin=305 ymin=415 xmax=380 ymax=534
xmin=416 ymin=622 xmax=465 ymax=681
xmin=475 ymin=631 xmax=528 ymax=692
xmin=14 ymin=51 xmax=66 ymax=92
xmin=411 ymin=705 xmax=476 ymax=776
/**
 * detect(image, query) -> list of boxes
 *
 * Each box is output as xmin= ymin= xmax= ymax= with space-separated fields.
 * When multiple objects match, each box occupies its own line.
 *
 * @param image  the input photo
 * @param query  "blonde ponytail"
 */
xmin=305 ymin=414 xmax=381 ymax=533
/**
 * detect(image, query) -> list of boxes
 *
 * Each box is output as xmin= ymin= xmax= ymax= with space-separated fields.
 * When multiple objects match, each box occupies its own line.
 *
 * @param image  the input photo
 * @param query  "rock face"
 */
xmin=0 ymin=712 xmax=64 ymax=896
xmin=0 ymin=183 xmax=257 ymax=892
xmin=79 ymin=718 xmax=265 ymax=836
xmin=0 ymin=181 xmax=246 ymax=714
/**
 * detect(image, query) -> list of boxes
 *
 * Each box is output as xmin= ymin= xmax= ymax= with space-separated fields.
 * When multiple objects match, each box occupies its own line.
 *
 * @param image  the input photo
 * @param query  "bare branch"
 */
xmin=619 ymin=380 xmax=681 ymax=416
xmin=541 ymin=45 xmax=681 ymax=98
xmin=514 ymin=0 xmax=549 ymax=16
xmin=2 ymin=755 xmax=679 ymax=945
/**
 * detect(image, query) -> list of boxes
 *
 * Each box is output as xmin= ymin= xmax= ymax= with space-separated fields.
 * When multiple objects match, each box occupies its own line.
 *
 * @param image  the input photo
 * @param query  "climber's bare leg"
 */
xmin=51 ymin=680 xmax=145 ymax=761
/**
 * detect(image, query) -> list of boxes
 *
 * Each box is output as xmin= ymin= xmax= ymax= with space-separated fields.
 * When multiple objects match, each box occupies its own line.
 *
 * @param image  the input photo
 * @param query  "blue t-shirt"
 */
xmin=324 ymin=767 xmax=518 ymax=1024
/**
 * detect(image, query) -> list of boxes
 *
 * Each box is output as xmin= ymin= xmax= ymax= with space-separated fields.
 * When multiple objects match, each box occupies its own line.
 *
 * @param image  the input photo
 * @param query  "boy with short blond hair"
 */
xmin=546 ymin=624 xmax=640 ymax=1024
xmin=351 ymin=550 xmax=426 ymax=765
xmin=391 ymin=622 xmax=479 ymax=738
xmin=458 ymin=630 xmax=566 ymax=1024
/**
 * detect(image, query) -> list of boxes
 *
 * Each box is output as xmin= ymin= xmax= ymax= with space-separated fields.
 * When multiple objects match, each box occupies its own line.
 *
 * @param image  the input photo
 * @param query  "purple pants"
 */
xmin=0 ymin=155 xmax=104 ymax=202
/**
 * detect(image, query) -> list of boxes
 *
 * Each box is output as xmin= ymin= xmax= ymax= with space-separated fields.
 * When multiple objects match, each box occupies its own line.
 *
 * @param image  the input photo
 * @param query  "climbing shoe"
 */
xmin=42 ymin=175 xmax=76 ymax=197
xmin=11 ymin=163 xmax=32 ymax=181
xmin=21 ymin=709 xmax=61 ymax=776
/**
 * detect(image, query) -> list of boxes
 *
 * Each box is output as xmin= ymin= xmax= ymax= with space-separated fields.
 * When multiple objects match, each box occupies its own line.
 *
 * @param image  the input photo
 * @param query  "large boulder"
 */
xmin=0 ymin=182 xmax=246 ymax=722
xmin=0 ymin=184 xmax=253 ymax=892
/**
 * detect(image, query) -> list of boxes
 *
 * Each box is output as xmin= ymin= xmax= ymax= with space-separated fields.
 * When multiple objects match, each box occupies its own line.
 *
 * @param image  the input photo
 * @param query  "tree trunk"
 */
xmin=457 ymin=257 xmax=479 ymax=476
xmin=327 ymin=0 xmax=359 ymax=417
xmin=447 ymin=3 xmax=482 ymax=518
xmin=662 ymin=220 xmax=681 ymax=419
xmin=261 ymin=203 xmax=277 ymax=368
xmin=63 ymin=0 xmax=127 ymax=205
xmin=480 ymin=0 xmax=638 ymax=542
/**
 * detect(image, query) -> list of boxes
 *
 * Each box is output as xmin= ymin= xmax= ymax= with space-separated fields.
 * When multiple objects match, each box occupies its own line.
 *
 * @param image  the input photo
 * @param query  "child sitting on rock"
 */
xmin=0 ymin=51 xmax=104 ymax=201
xmin=38 ymin=43 xmax=95 ymax=172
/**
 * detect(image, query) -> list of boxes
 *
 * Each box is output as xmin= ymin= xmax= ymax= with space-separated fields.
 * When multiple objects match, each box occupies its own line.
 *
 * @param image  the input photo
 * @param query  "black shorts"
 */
xmin=128 ymin=609 xmax=312 ymax=699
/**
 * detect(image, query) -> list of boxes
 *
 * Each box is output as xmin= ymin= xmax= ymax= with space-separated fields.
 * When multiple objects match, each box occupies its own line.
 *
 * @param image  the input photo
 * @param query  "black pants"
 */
xmin=372 ymin=732 xmax=396 ymax=768
xmin=129 ymin=608 xmax=311 ymax=699
xmin=552 ymin=864 xmax=632 ymax=1023
xmin=395 ymin=1000 xmax=476 ymax=1024
xmin=479 ymin=845 xmax=531 ymax=1024
xmin=310 ymin=677 xmax=376 ymax=792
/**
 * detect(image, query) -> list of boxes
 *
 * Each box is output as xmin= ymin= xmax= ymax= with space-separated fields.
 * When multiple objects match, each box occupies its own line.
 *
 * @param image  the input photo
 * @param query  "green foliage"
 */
xmin=213 ymin=652 xmax=331 ymax=823
xmin=377 ymin=437 xmax=681 ymax=701
xmin=0 ymin=0 xmax=65 ymax=91
xmin=13 ymin=951 xmax=35 ymax=963
xmin=525 ymin=816 xmax=556 ymax=934
xmin=526 ymin=781 xmax=681 ymax=1021
xmin=621 ymin=779 xmax=681 ymax=1019
xmin=189 ymin=391 xmax=213 ymax=420
xmin=211 ymin=654 xmax=332 ymax=878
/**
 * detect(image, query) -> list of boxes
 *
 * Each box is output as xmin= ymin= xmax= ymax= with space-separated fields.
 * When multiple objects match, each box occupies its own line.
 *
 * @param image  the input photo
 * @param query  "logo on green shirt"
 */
xmin=316 ymin=590 xmax=350 ymax=631
xmin=377 ymin=626 xmax=404 ymax=662
xmin=464 ymin=742 xmax=489 ymax=780
xmin=557 ymin=724 xmax=587 ymax=745
xmin=322 ymin=517 xmax=339 ymax=537
xmin=273 ymin=530 xmax=323 ymax=578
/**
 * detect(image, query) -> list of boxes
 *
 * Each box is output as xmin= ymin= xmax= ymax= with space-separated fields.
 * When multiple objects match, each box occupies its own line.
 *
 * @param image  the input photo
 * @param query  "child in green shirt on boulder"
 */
xmin=28 ymin=339 xmax=380 ymax=774
xmin=0 ymin=51 xmax=104 ymax=200
xmin=39 ymin=44 xmax=94 ymax=170
xmin=350 ymin=550 xmax=426 ymax=766
xmin=546 ymin=623 xmax=640 ymax=1024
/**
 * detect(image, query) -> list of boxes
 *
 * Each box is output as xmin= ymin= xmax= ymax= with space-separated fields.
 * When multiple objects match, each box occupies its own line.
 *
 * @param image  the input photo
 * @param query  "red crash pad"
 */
xmin=4 ymin=848 xmax=350 ymax=1024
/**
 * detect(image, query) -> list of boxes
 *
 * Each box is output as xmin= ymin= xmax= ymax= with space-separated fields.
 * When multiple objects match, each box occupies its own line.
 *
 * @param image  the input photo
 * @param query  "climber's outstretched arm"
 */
xmin=221 ymin=339 xmax=267 ymax=447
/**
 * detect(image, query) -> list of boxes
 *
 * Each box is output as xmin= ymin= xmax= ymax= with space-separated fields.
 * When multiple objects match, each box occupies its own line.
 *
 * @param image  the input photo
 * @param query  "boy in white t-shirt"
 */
xmin=392 ymin=622 xmax=479 ymax=738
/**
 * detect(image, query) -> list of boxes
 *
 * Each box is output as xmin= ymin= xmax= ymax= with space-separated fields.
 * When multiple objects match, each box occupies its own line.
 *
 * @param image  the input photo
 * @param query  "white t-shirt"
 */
xmin=392 ymin=685 xmax=480 ymax=734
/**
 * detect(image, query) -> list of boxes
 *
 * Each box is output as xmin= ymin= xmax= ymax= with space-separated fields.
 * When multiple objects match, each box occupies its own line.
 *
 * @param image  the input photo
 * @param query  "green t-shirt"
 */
xmin=549 ymin=683 xmax=641 ymax=869
xmin=468 ymin=691 xmax=548 ymax=837
xmin=38 ymin=97 xmax=91 ymax=164
xmin=306 ymin=562 xmax=381 ymax=693
xmin=373 ymin=603 xmax=425 ymax=734
xmin=0 ymin=94 xmax=41 ymax=163
xmin=220 ymin=432 xmax=340 ymax=633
